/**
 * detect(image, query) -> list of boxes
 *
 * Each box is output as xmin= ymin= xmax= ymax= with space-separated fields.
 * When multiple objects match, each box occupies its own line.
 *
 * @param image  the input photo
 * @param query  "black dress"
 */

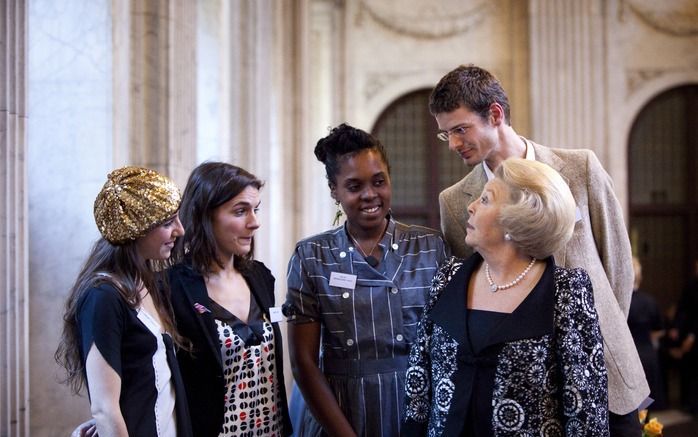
xmin=403 ymin=254 xmax=609 ymax=436
xmin=443 ymin=257 xmax=555 ymax=436
xmin=76 ymin=283 xmax=192 ymax=437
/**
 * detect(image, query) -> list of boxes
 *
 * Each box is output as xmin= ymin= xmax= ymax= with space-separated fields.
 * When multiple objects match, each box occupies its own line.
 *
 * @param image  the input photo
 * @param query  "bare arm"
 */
xmin=85 ymin=344 xmax=128 ymax=437
xmin=288 ymin=322 xmax=357 ymax=437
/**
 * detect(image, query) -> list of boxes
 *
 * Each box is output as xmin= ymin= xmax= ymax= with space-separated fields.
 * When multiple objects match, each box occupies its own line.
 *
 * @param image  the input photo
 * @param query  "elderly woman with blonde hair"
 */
xmin=403 ymin=158 xmax=609 ymax=436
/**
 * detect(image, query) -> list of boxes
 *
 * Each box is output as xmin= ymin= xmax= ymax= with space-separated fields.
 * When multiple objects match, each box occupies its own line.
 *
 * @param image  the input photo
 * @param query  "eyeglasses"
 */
xmin=436 ymin=125 xmax=468 ymax=142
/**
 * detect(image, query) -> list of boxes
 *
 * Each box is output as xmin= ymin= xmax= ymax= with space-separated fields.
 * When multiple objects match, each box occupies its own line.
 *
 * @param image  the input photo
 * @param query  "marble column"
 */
xmin=196 ymin=0 xmax=319 ymax=284
xmin=529 ymin=0 xmax=607 ymax=155
xmin=112 ymin=0 xmax=197 ymax=187
xmin=0 ymin=0 xmax=29 ymax=436
xmin=27 ymin=0 xmax=114 ymax=434
xmin=298 ymin=0 xmax=344 ymax=238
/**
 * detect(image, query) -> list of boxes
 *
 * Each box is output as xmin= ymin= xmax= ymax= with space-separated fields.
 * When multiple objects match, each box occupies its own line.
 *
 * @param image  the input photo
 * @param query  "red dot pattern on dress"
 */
xmin=216 ymin=320 xmax=282 ymax=437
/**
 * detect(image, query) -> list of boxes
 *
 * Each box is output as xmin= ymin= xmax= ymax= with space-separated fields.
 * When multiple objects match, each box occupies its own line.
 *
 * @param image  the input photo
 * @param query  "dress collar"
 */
xmin=429 ymin=254 xmax=556 ymax=353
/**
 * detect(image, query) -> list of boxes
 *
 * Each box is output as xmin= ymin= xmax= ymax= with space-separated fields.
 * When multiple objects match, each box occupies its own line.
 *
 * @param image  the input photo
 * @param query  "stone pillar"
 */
xmin=298 ymin=0 xmax=344 ymax=238
xmin=0 ymin=0 xmax=29 ymax=435
xmin=202 ymin=0 xmax=325 ymax=271
xmin=529 ymin=0 xmax=607 ymax=155
xmin=112 ymin=0 xmax=197 ymax=187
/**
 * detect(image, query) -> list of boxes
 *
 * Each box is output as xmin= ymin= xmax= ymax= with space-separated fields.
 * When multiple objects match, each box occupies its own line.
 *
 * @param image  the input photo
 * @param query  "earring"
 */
xmin=504 ymin=233 xmax=512 ymax=241
xmin=332 ymin=200 xmax=344 ymax=226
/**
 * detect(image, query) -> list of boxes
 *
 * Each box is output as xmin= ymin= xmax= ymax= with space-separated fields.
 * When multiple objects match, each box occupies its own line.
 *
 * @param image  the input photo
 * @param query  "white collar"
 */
xmin=483 ymin=137 xmax=535 ymax=181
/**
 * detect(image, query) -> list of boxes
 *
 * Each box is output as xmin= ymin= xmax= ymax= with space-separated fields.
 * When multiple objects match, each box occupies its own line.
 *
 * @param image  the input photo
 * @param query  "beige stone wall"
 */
xmin=338 ymin=0 xmax=698 ymax=214
xmin=608 ymin=0 xmax=698 ymax=209
xmin=344 ymin=0 xmax=531 ymax=138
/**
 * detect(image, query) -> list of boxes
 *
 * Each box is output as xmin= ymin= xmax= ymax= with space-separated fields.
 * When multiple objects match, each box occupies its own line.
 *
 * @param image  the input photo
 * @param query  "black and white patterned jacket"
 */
xmin=402 ymin=255 xmax=609 ymax=436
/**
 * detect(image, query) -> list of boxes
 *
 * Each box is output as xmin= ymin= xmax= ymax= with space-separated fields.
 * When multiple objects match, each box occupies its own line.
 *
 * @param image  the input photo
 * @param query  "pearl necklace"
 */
xmin=485 ymin=258 xmax=536 ymax=292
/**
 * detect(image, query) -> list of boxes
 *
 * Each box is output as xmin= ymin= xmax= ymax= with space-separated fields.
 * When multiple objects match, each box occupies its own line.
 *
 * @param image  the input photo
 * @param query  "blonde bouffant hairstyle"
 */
xmin=495 ymin=158 xmax=576 ymax=259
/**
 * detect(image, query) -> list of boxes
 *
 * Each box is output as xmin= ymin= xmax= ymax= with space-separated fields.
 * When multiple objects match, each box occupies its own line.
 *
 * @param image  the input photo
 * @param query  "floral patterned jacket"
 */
xmin=402 ymin=255 xmax=609 ymax=436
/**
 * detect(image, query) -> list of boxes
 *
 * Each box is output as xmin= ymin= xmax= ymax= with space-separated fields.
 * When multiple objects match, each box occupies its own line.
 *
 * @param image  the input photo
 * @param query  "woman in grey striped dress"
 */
xmin=284 ymin=123 xmax=448 ymax=436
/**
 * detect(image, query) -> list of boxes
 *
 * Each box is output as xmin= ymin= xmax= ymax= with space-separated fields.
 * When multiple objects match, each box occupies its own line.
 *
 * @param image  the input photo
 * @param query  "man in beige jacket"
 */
xmin=432 ymin=65 xmax=649 ymax=436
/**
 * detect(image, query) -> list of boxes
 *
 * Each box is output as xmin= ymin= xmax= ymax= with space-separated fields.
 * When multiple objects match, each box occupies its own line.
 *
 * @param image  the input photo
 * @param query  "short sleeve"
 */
xmin=284 ymin=246 xmax=320 ymax=323
xmin=76 ymin=284 xmax=127 ymax=377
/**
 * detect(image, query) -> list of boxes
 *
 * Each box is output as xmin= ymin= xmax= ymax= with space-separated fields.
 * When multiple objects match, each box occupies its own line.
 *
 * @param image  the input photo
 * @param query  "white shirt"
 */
xmin=483 ymin=137 xmax=536 ymax=181
xmin=137 ymin=308 xmax=177 ymax=437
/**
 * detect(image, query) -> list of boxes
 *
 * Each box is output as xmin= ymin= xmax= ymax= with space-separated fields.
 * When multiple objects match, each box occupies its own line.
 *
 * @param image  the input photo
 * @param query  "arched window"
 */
xmin=629 ymin=85 xmax=698 ymax=311
xmin=372 ymin=89 xmax=469 ymax=229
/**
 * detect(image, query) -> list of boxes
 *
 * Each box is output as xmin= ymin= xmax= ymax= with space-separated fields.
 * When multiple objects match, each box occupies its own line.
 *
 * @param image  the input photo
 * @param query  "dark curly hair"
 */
xmin=314 ymin=123 xmax=391 ymax=188
xmin=429 ymin=64 xmax=511 ymax=125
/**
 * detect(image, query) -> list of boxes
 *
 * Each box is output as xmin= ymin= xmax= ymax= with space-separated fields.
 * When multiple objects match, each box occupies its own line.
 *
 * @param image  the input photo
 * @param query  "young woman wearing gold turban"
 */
xmin=56 ymin=166 xmax=191 ymax=437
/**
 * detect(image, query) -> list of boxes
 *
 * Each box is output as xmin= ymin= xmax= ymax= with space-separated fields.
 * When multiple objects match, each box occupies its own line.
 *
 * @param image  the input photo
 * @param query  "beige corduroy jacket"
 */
xmin=438 ymin=140 xmax=649 ymax=415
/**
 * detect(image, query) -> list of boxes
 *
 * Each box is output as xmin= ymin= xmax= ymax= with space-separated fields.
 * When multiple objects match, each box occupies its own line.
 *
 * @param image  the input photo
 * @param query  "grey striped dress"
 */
xmin=285 ymin=217 xmax=448 ymax=436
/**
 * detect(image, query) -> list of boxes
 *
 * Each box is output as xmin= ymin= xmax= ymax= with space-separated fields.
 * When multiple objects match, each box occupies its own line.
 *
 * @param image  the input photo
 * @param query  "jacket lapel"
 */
xmin=176 ymin=267 xmax=223 ymax=369
xmin=531 ymin=141 xmax=566 ymax=174
xmin=241 ymin=263 xmax=271 ymax=314
xmin=428 ymin=259 xmax=470 ymax=347
xmin=460 ymin=165 xmax=487 ymax=199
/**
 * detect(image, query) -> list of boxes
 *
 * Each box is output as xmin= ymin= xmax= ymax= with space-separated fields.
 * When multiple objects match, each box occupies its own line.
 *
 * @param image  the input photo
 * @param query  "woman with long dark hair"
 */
xmin=56 ymin=166 xmax=191 ymax=437
xmin=168 ymin=162 xmax=292 ymax=437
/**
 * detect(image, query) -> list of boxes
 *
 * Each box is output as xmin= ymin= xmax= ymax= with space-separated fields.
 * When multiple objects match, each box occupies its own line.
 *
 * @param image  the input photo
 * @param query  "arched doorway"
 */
xmin=629 ymin=85 xmax=698 ymax=312
xmin=371 ymin=89 xmax=468 ymax=229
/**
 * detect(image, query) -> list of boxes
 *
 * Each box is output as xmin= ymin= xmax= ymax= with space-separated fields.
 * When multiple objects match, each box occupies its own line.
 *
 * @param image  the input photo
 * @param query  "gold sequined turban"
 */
xmin=93 ymin=166 xmax=181 ymax=244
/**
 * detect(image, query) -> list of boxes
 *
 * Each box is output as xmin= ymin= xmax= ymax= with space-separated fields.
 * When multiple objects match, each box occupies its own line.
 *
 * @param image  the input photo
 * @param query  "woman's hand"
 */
xmin=71 ymin=419 xmax=97 ymax=437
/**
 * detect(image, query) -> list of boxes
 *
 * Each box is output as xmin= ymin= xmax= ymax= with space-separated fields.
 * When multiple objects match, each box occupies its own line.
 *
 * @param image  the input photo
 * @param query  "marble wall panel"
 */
xmin=1 ymin=1 xmax=29 ymax=435
xmin=27 ymin=0 xmax=113 ymax=435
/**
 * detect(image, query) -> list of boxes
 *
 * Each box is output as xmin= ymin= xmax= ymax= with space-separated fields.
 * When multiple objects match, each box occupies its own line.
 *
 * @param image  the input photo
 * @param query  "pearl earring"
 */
xmin=504 ymin=233 xmax=512 ymax=241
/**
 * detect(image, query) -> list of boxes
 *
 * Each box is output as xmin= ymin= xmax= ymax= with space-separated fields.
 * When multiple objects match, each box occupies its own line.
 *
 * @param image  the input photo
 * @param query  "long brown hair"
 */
xmin=55 ymin=237 xmax=181 ymax=394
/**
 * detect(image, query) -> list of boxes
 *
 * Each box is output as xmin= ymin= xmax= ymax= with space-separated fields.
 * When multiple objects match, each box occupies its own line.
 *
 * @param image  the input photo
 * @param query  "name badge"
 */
xmin=329 ymin=272 xmax=357 ymax=290
xmin=575 ymin=206 xmax=582 ymax=223
xmin=269 ymin=306 xmax=284 ymax=323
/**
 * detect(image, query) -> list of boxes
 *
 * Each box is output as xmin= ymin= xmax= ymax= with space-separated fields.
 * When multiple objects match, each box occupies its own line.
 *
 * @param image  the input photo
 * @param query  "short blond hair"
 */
xmin=495 ymin=158 xmax=576 ymax=259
